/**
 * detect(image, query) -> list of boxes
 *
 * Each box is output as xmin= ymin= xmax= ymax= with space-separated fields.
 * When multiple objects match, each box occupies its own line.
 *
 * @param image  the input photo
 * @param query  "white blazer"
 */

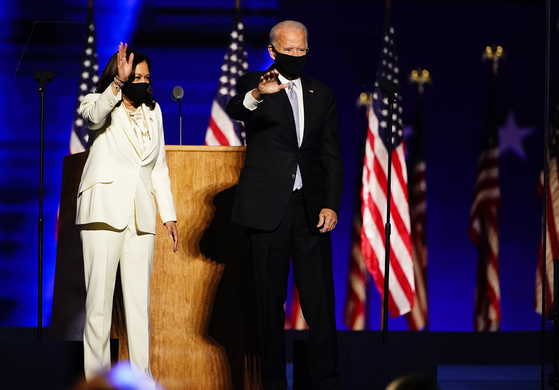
xmin=76 ymin=86 xmax=177 ymax=234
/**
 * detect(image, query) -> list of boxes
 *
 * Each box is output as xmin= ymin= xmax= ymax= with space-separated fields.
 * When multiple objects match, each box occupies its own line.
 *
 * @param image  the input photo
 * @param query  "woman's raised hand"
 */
xmin=116 ymin=42 xmax=134 ymax=81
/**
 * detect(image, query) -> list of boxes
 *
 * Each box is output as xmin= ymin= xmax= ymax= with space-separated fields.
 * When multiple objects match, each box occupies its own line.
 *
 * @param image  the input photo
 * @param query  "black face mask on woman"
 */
xmin=121 ymin=82 xmax=149 ymax=106
xmin=272 ymin=47 xmax=307 ymax=80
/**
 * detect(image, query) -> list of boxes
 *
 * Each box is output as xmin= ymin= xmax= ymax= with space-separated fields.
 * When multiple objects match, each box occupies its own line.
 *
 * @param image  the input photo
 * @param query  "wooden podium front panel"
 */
xmin=149 ymin=146 xmax=259 ymax=390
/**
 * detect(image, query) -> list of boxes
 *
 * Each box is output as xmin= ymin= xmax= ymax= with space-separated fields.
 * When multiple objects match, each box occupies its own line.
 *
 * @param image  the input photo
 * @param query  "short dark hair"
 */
xmin=97 ymin=48 xmax=156 ymax=110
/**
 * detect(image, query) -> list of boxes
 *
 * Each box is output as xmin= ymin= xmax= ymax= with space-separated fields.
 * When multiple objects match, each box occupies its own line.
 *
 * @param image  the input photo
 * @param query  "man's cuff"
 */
xmin=243 ymin=89 xmax=263 ymax=111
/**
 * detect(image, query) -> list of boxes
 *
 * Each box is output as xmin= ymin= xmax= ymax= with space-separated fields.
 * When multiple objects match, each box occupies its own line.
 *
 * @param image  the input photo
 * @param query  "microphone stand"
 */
xmin=178 ymin=99 xmax=182 ymax=145
xmin=172 ymin=87 xmax=184 ymax=146
xmin=34 ymin=70 xmax=54 ymax=341
xmin=379 ymin=81 xmax=398 ymax=344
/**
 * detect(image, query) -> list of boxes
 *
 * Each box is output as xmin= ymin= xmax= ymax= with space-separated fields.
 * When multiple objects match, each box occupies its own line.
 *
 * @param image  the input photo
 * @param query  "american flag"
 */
xmin=69 ymin=2 xmax=98 ymax=154
xmin=285 ymin=285 xmax=308 ymax=330
xmin=343 ymin=131 xmax=369 ymax=329
xmin=535 ymin=92 xmax=559 ymax=316
xmin=343 ymin=214 xmax=368 ymax=329
xmin=360 ymin=15 xmax=415 ymax=318
xmin=405 ymin=92 xmax=428 ymax=331
xmin=468 ymin=73 xmax=501 ymax=331
xmin=205 ymin=10 xmax=247 ymax=146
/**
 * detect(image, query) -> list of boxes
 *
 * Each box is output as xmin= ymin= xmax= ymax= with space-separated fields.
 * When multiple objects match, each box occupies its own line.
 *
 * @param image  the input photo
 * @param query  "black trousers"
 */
xmin=247 ymin=190 xmax=340 ymax=390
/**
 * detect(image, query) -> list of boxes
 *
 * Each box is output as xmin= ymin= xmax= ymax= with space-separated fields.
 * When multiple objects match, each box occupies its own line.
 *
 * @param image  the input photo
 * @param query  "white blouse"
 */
xmin=126 ymin=106 xmax=152 ymax=156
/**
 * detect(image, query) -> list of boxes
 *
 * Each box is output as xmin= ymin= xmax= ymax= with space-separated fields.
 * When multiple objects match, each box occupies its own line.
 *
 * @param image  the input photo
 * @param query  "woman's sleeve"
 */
xmin=151 ymin=104 xmax=177 ymax=224
xmin=79 ymin=86 xmax=122 ymax=130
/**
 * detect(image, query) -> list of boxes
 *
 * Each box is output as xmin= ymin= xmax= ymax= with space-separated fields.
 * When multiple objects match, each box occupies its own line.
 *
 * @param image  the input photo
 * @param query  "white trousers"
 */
xmin=81 ymin=208 xmax=155 ymax=383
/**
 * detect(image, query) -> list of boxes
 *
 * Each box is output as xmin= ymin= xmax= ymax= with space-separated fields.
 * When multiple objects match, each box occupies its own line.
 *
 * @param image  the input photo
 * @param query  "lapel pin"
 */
xmin=309 ymin=90 xmax=314 ymax=93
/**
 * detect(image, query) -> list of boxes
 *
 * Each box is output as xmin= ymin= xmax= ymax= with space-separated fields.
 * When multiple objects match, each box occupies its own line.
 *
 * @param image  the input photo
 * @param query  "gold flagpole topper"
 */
xmin=410 ymin=69 xmax=431 ymax=94
xmin=483 ymin=45 xmax=504 ymax=74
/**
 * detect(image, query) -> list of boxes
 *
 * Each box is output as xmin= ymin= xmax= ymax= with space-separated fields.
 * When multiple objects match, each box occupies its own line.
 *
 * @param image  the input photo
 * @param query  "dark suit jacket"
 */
xmin=226 ymin=70 xmax=343 ymax=234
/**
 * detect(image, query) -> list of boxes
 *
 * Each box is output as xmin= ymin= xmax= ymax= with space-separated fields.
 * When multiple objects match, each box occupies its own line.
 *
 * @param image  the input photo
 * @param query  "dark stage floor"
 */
xmin=284 ymin=364 xmax=551 ymax=390
xmin=285 ymin=330 xmax=554 ymax=390
xmin=0 ymin=328 xmax=554 ymax=390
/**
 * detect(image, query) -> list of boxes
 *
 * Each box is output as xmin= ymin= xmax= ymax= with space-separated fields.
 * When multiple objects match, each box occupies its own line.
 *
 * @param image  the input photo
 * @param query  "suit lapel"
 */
xmin=113 ymin=105 xmax=142 ymax=158
xmin=275 ymin=89 xmax=298 ymax=143
xmin=301 ymin=75 xmax=312 ymax=146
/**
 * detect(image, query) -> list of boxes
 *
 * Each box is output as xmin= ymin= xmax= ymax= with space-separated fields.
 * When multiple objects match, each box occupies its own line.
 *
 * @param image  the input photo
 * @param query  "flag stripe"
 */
xmin=343 ymin=212 xmax=368 ymax=330
xmin=208 ymin=113 xmax=232 ymax=146
xmin=286 ymin=285 xmax=308 ymax=330
xmin=361 ymin=27 xmax=415 ymax=319
xmin=469 ymin=74 xmax=501 ymax=331
xmin=359 ymin=13 xmax=414 ymax=322
xmin=205 ymin=11 xmax=247 ymax=146
xmin=207 ymin=100 xmax=243 ymax=146
xmin=535 ymin=106 xmax=559 ymax=315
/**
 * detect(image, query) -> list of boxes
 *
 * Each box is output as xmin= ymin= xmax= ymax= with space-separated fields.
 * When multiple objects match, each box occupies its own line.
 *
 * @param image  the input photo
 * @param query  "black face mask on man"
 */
xmin=272 ymin=47 xmax=307 ymax=80
xmin=121 ymin=82 xmax=149 ymax=107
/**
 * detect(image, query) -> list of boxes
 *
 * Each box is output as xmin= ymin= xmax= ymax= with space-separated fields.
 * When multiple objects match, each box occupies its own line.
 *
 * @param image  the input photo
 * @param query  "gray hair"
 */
xmin=269 ymin=20 xmax=308 ymax=47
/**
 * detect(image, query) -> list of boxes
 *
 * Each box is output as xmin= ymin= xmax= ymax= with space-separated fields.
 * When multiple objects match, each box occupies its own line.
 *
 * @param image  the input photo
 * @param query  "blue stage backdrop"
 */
xmin=0 ymin=0 xmax=557 ymax=331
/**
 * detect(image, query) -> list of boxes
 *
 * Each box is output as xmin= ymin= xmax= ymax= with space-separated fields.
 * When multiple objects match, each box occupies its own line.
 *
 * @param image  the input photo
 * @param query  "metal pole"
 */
xmin=34 ymin=70 xmax=54 ymax=341
xmin=552 ymin=259 xmax=559 ymax=389
xmin=542 ymin=0 xmax=551 ymax=388
xmin=38 ymin=83 xmax=44 ymax=341
xmin=380 ymin=82 xmax=398 ymax=344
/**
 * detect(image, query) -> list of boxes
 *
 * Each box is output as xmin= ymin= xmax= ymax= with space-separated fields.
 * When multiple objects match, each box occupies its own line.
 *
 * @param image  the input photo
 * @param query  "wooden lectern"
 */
xmin=52 ymin=146 xmax=262 ymax=390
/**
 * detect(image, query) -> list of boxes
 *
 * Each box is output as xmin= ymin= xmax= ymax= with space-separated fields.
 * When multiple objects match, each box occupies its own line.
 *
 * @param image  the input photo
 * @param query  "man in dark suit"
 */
xmin=226 ymin=20 xmax=343 ymax=390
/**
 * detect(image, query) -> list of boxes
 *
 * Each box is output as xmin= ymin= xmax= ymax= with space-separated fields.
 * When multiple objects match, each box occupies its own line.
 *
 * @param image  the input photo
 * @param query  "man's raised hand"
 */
xmin=251 ymin=70 xmax=288 ymax=100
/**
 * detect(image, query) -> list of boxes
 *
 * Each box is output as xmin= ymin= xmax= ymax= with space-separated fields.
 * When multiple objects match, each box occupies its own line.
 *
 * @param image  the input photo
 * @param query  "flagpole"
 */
xmin=379 ymin=0 xmax=398 ymax=344
xmin=470 ymin=45 xmax=502 ymax=332
xmin=542 ymin=0 xmax=553 ymax=388
xmin=380 ymin=81 xmax=398 ymax=343
xmin=410 ymin=69 xmax=431 ymax=95
xmin=408 ymin=69 xmax=431 ymax=331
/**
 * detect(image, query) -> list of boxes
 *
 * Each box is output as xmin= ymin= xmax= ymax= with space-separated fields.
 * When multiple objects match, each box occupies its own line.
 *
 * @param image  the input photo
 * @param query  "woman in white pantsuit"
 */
xmin=76 ymin=42 xmax=179 ymax=386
